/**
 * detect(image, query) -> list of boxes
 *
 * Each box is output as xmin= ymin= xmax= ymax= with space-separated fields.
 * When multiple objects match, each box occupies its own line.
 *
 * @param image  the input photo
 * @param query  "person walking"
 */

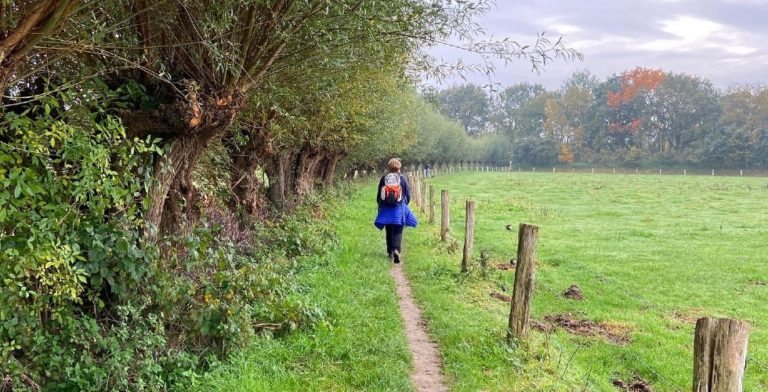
xmin=374 ymin=158 xmax=418 ymax=263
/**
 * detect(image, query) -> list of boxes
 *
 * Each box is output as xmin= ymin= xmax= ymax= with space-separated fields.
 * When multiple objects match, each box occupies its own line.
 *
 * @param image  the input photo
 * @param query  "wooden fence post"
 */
xmin=693 ymin=317 xmax=750 ymax=392
xmin=461 ymin=200 xmax=475 ymax=273
xmin=417 ymin=176 xmax=424 ymax=211
xmin=429 ymin=185 xmax=435 ymax=224
xmin=507 ymin=223 xmax=538 ymax=340
xmin=440 ymin=190 xmax=450 ymax=241
xmin=419 ymin=180 xmax=426 ymax=214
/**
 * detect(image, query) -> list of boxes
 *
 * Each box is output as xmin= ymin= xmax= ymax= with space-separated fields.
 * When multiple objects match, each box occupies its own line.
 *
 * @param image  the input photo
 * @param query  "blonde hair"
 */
xmin=387 ymin=158 xmax=402 ymax=172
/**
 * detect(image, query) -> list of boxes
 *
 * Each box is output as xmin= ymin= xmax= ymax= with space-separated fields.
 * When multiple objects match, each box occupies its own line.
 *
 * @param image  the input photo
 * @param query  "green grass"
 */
xmin=190 ymin=173 xmax=768 ymax=391
xmin=401 ymin=171 xmax=768 ymax=391
xmin=188 ymin=187 xmax=413 ymax=392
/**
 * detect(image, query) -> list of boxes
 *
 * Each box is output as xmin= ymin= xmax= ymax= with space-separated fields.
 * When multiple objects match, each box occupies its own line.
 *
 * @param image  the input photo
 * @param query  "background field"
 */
xmin=402 ymin=171 xmax=768 ymax=391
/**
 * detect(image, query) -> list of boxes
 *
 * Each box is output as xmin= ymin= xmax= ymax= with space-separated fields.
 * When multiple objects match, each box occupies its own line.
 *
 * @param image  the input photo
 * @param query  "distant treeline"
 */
xmin=417 ymin=69 xmax=768 ymax=168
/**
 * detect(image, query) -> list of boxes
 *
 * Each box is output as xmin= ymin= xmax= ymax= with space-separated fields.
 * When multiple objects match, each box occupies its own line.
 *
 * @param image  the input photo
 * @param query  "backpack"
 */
xmin=380 ymin=173 xmax=402 ymax=206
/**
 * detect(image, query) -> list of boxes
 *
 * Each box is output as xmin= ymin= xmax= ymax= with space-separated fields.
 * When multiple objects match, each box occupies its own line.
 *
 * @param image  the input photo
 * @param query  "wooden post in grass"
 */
xmin=693 ymin=317 xmax=750 ymax=392
xmin=507 ymin=223 xmax=538 ymax=340
xmin=440 ymin=190 xmax=450 ymax=241
xmin=461 ymin=200 xmax=475 ymax=273
xmin=419 ymin=180 xmax=426 ymax=214
xmin=416 ymin=176 xmax=424 ymax=211
xmin=429 ymin=185 xmax=435 ymax=224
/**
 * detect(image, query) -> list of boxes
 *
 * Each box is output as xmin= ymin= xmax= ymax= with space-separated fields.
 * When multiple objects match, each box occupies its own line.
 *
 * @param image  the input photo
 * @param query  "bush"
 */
xmin=1 ymin=87 xmax=336 ymax=390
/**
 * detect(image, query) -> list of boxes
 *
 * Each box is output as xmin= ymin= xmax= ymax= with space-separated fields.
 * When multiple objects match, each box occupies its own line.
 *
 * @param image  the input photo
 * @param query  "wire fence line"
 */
xmin=410 ymin=163 xmax=768 ymax=179
xmin=422 ymin=171 xmax=762 ymax=391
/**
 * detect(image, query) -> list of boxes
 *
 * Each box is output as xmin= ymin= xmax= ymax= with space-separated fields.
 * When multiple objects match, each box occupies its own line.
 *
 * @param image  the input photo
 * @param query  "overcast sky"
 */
xmin=427 ymin=0 xmax=768 ymax=91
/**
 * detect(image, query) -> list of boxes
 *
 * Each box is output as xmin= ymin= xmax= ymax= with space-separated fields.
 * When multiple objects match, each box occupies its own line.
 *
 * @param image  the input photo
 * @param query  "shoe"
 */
xmin=393 ymin=250 xmax=401 ymax=264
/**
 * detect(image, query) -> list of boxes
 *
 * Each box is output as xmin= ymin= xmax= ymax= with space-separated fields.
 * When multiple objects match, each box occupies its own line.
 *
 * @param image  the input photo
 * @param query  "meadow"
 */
xmin=190 ymin=171 xmax=767 ymax=391
xmin=403 ymin=171 xmax=768 ymax=391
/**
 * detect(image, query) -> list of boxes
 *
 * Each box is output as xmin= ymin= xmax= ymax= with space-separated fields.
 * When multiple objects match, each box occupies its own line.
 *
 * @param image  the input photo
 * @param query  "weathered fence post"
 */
xmin=507 ymin=223 xmax=538 ymax=340
xmin=428 ymin=185 xmax=435 ymax=224
xmin=440 ymin=190 xmax=450 ymax=241
xmin=480 ymin=250 xmax=489 ymax=278
xmin=693 ymin=317 xmax=750 ymax=392
xmin=419 ymin=179 xmax=426 ymax=214
xmin=461 ymin=200 xmax=475 ymax=273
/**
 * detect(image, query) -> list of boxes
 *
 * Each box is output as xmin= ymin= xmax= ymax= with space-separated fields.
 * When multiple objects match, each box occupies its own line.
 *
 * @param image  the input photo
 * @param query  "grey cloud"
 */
xmin=427 ymin=0 xmax=768 ymax=90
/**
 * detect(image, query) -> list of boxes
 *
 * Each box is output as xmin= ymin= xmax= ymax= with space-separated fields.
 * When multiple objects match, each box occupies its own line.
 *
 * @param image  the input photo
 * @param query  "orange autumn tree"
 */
xmin=606 ymin=67 xmax=666 ymax=151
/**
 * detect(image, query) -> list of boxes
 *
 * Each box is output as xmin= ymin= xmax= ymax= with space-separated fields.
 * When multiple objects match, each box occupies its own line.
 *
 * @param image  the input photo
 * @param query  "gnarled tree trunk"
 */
xmin=229 ymin=136 xmax=266 ymax=217
xmin=320 ymin=152 xmax=342 ymax=188
xmin=264 ymin=150 xmax=296 ymax=208
xmin=141 ymin=88 xmax=244 ymax=236
xmin=294 ymin=144 xmax=323 ymax=202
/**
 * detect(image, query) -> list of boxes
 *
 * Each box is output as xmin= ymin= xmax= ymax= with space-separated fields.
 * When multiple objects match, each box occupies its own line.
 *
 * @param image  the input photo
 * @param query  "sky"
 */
xmin=427 ymin=0 xmax=768 ymax=91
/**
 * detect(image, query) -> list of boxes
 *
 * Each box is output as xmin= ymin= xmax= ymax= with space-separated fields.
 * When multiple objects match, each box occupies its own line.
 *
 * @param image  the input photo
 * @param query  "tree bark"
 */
xmin=0 ymin=0 xmax=80 ymax=92
xmin=321 ymin=152 xmax=342 ymax=188
xmin=294 ymin=145 xmax=323 ymax=202
xmin=143 ymin=88 xmax=244 ymax=237
xmin=229 ymin=136 xmax=266 ymax=216
xmin=265 ymin=150 xmax=295 ymax=208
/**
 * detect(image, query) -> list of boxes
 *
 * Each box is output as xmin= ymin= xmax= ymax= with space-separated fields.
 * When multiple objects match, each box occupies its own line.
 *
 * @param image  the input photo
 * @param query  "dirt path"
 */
xmin=390 ymin=264 xmax=448 ymax=392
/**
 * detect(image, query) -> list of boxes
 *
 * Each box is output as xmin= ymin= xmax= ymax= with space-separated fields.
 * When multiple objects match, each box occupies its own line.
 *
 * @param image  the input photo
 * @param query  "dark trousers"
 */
xmin=385 ymin=224 xmax=404 ymax=255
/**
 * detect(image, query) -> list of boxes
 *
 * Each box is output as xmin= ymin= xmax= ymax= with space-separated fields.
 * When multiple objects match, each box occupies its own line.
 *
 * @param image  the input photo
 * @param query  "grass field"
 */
xmin=189 ymin=172 xmax=767 ymax=391
xmin=402 ymin=171 xmax=768 ymax=391
xmin=188 ymin=190 xmax=413 ymax=392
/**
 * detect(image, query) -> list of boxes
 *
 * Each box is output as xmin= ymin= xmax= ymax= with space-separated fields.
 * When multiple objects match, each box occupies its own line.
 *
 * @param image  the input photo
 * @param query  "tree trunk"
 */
xmin=144 ymin=88 xmax=244 ymax=237
xmin=294 ymin=145 xmax=323 ymax=202
xmin=146 ymin=128 xmax=217 ymax=236
xmin=265 ymin=150 xmax=295 ymax=208
xmin=321 ymin=153 xmax=342 ymax=188
xmin=229 ymin=140 xmax=266 ymax=216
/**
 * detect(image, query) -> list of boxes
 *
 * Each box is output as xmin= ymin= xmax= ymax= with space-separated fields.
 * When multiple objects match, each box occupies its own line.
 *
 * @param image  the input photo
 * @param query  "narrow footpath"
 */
xmin=390 ymin=263 xmax=448 ymax=392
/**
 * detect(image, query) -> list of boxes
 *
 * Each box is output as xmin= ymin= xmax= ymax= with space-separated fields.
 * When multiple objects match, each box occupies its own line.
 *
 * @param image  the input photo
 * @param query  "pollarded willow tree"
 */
xmin=0 ymin=0 xmax=81 ymax=93
xmin=101 ymin=0 xmax=579 ymax=233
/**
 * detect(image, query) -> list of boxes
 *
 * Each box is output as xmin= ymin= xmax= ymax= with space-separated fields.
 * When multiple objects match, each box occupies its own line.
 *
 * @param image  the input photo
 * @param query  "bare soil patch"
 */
xmin=612 ymin=377 xmax=654 ymax=392
xmin=747 ymin=279 xmax=767 ymax=286
xmin=533 ymin=313 xmax=631 ymax=345
xmin=489 ymin=291 xmax=512 ymax=302
xmin=493 ymin=262 xmax=516 ymax=271
xmin=562 ymin=284 xmax=584 ymax=300
xmin=666 ymin=308 xmax=706 ymax=325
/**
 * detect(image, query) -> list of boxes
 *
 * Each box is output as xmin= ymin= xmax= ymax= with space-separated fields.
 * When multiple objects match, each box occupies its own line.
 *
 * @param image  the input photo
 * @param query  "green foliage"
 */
xmin=0 ymin=87 xmax=340 ymax=390
xmin=0 ymin=91 xmax=164 ymax=388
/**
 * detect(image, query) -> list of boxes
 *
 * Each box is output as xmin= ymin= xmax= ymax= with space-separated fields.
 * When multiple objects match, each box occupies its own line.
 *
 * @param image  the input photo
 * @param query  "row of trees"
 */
xmin=1 ymin=1 xmax=579 ymax=389
xmin=430 ymin=69 xmax=768 ymax=167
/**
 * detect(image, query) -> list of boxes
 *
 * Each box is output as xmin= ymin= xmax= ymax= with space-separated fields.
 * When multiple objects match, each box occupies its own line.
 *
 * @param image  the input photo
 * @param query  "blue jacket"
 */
xmin=374 ymin=173 xmax=418 ymax=229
